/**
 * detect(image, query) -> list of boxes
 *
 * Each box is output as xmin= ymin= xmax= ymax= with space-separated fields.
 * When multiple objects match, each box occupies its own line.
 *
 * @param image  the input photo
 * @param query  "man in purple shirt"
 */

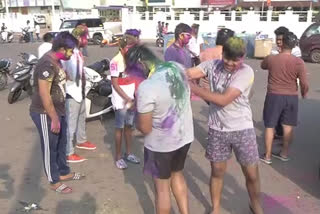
xmin=164 ymin=23 xmax=193 ymax=68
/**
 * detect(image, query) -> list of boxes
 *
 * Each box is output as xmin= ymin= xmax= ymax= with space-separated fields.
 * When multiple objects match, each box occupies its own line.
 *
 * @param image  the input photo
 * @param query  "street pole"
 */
xmin=51 ymin=0 xmax=55 ymax=31
xmin=5 ymin=0 xmax=9 ymax=16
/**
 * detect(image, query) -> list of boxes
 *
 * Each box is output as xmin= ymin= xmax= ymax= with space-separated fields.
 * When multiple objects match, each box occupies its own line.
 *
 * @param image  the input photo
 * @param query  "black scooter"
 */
xmin=85 ymin=59 xmax=113 ymax=119
xmin=19 ymin=28 xmax=31 ymax=43
xmin=8 ymin=53 xmax=38 ymax=104
xmin=156 ymin=33 xmax=164 ymax=48
xmin=0 ymin=58 xmax=11 ymax=90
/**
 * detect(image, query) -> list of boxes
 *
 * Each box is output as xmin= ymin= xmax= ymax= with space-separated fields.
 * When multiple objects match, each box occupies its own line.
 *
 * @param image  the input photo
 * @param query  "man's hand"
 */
xmin=51 ymin=117 xmax=61 ymax=134
xmin=124 ymin=98 xmax=135 ymax=110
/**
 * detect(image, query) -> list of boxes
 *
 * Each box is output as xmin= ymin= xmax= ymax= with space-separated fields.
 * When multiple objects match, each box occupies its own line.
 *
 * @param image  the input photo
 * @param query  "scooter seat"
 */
xmin=96 ymin=79 xmax=112 ymax=96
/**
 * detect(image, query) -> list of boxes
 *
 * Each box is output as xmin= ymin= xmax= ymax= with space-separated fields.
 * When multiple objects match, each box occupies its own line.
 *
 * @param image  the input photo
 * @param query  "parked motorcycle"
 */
xmin=8 ymin=53 xmax=38 ymax=104
xmin=19 ymin=28 xmax=31 ymax=43
xmin=0 ymin=31 xmax=14 ymax=43
xmin=0 ymin=58 xmax=11 ymax=90
xmin=84 ymin=59 xmax=113 ymax=118
xmin=156 ymin=33 xmax=164 ymax=48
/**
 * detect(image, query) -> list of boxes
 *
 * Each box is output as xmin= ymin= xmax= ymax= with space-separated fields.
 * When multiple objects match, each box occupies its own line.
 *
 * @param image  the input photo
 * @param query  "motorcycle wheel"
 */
xmin=25 ymin=36 xmax=30 ymax=43
xmin=0 ymin=73 xmax=8 ymax=90
xmin=8 ymin=88 xmax=22 ymax=104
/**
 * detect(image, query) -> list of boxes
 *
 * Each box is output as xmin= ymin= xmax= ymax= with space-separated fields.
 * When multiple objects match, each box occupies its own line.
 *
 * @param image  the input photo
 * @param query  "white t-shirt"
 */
xmin=198 ymin=60 xmax=255 ymax=132
xmin=188 ymin=35 xmax=204 ymax=57
xmin=38 ymin=42 xmax=52 ymax=59
xmin=61 ymin=48 xmax=85 ymax=103
xmin=110 ymin=52 xmax=135 ymax=110
xmin=137 ymin=62 xmax=194 ymax=152
xmin=271 ymin=46 xmax=301 ymax=57
xmin=35 ymin=25 xmax=40 ymax=34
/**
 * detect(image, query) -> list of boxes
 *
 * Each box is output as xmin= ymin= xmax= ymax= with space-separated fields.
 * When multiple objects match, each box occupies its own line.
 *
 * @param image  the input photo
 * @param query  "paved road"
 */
xmin=0 ymin=42 xmax=319 ymax=214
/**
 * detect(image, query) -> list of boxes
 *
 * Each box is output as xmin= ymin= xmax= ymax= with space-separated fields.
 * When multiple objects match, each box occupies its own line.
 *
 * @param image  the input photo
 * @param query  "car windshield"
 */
xmin=60 ymin=20 xmax=78 ymax=29
xmin=305 ymin=24 xmax=320 ymax=37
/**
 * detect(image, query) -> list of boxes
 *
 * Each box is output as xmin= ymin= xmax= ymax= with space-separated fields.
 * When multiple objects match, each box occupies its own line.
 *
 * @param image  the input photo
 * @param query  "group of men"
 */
xmin=29 ymin=21 xmax=308 ymax=214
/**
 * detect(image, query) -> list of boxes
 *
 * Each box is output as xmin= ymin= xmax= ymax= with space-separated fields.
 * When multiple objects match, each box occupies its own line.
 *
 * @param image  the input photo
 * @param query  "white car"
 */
xmin=59 ymin=18 xmax=112 ymax=45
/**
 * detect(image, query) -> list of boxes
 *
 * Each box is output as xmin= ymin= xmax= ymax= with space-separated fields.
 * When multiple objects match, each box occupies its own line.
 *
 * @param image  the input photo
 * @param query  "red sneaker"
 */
xmin=66 ymin=154 xmax=87 ymax=163
xmin=76 ymin=141 xmax=97 ymax=150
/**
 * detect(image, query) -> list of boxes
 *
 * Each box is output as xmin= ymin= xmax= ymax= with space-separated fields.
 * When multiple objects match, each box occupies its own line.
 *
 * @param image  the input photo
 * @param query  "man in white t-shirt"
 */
xmin=35 ymin=24 xmax=41 ymax=41
xmin=127 ymin=44 xmax=194 ymax=214
xmin=188 ymin=23 xmax=204 ymax=66
xmin=38 ymin=33 xmax=53 ymax=59
xmin=61 ymin=32 xmax=96 ymax=163
xmin=187 ymin=37 xmax=263 ymax=214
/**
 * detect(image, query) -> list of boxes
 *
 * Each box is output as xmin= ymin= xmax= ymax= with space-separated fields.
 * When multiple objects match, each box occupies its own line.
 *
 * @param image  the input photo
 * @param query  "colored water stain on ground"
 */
xmin=262 ymin=193 xmax=320 ymax=214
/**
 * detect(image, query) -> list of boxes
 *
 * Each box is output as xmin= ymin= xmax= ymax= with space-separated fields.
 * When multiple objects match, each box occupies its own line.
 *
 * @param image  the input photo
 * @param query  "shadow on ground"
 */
xmin=56 ymin=192 xmax=96 ymax=214
xmin=0 ymin=164 xmax=14 ymax=199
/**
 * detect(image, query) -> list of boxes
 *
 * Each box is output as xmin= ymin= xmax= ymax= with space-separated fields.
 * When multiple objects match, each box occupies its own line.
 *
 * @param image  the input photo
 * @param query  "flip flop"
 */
xmin=52 ymin=183 xmax=72 ymax=194
xmin=259 ymin=154 xmax=272 ymax=165
xmin=61 ymin=172 xmax=85 ymax=181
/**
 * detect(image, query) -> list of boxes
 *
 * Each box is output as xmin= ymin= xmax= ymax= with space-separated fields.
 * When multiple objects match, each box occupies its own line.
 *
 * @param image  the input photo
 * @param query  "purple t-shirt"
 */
xmin=164 ymin=44 xmax=192 ymax=69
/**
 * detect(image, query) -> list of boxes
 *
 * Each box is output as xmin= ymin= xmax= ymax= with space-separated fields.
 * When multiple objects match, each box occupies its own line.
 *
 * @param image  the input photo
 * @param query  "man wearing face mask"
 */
xmin=164 ymin=23 xmax=193 ymax=69
xmin=30 ymin=32 xmax=84 ymax=194
xmin=187 ymin=37 xmax=263 ymax=214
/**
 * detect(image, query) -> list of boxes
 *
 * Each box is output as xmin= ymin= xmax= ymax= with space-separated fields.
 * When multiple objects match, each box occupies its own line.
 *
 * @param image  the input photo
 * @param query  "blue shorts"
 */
xmin=114 ymin=109 xmax=136 ymax=129
xmin=263 ymin=93 xmax=298 ymax=128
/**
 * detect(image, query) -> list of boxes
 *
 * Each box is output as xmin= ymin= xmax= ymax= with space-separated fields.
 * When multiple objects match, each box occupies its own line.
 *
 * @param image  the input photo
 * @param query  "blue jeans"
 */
xmin=114 ymin=109 xmax=135 ymax=129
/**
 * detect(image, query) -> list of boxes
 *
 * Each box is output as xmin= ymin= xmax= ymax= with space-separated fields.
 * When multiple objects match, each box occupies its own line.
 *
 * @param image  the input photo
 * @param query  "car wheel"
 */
xmin=310 ymin=49 xmax=320 ymax=63
xmin=93 ymin=34 xmax=103 ymax=45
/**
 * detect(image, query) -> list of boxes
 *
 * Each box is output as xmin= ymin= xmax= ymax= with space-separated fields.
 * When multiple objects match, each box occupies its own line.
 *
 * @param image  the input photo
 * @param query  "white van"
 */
xmin=59 ymin=18 xmax=112 ymax=45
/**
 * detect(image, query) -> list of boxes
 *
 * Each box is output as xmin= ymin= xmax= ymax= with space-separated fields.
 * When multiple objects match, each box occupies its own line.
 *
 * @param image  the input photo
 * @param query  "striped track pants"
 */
xmin=30 ymin=112 xmax=70 ymax=184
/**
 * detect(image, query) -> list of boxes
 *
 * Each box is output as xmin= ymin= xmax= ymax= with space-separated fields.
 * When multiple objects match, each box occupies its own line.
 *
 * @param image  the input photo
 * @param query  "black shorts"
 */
xmin=143 ymin=143 xmax=191 ymax=179
xmin=263 ymin=93 xmax=298 ymax=128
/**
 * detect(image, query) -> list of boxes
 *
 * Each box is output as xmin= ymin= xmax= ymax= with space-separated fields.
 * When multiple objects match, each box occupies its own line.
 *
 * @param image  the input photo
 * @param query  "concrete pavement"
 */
xmin=0 ymin=42 xmax=319 ymax=214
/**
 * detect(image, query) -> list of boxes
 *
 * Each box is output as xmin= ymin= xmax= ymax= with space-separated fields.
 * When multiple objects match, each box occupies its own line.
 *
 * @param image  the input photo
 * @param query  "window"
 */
xmin=61 ymin=20 xmax=78 ymax=29
xmin=306 ymin=24 xmax=320 ymax=37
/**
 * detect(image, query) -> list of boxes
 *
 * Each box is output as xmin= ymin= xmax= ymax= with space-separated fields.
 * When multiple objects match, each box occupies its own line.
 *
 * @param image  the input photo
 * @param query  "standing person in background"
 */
xmin=124 ymin=29 xmax=141 ymax=47
xmin=74 ymin=22 xmax=89 ymax=57
xmin=1 ymin=23 xmax=8 ymax=42
xmin=26 ymin=20 xmax=34 ymax=43
xmin=187 ymin=37 xmax=263 ymax=214
xmin=164 ymin=23 xmax=193 ymax=69
xmin=35 ymin=23 xmax=41 ymax=41
xmin=162 ymin=23 xmax=169 ymax=35
xmin=38 ymin=33 xmax=54 ymax=59
xmin=271 ymin=26 xmax=301 ymax=139
xmin=199 ymin=28 xmax=235 ymax=90
xmin=157 ymin=21 xmax=162 ymax=37
xmin=29 ymin=32 xmax=84 ymax=194
xmin=188 ymin=24 xmax=204 ymax=66
xmin=110 ymin=38 xmax=141 ymax=170
xmin=61 ymin=29 xmax=97 ymax=164
xmin=260 ymin=32 xmax=309 ymax=165
xmin=161 ymin=22 xmax=165 ymax=34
